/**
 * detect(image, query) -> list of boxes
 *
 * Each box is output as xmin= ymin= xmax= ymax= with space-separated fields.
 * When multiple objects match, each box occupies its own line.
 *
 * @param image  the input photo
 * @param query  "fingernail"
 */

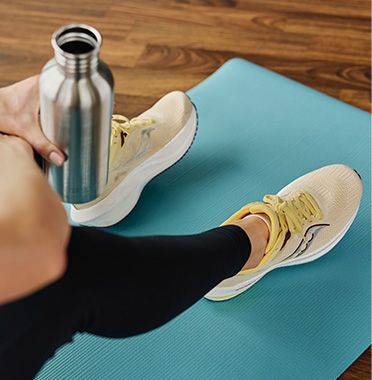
xmin=49 ymin=151 xmax=65 ymax=166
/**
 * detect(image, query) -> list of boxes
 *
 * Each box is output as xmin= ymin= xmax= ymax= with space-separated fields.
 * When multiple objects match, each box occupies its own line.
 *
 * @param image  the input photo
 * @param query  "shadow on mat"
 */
xmin=109 ymin=150 xmax=242 ymax=232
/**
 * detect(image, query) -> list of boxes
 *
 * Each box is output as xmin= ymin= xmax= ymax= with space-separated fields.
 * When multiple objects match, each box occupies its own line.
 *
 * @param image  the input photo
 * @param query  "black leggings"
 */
xmin=0 ymin=225 xmax=250 ymax=379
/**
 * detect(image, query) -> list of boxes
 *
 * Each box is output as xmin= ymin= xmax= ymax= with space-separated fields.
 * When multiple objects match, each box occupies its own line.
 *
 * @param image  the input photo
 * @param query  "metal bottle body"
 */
xmin=39 ymin=24 xmax=114 ymax=203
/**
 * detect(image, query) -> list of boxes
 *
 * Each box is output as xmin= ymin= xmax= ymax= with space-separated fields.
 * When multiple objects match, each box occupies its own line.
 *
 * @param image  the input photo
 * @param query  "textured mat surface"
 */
xmin=38 ymin=59 xmax=371 ymax=380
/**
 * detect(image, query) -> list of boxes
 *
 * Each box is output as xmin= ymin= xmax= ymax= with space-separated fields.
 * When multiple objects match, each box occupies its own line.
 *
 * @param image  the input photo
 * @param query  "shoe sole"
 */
xmin=205 ymin=167 xmax=361 ymax=301
xmin=70 ymin=104 xmax=198 ymax=227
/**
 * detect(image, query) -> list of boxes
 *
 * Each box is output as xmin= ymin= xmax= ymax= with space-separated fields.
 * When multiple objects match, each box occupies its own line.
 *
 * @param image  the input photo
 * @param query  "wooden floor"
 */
xmin=0 ymin=0 xmax=370 ymax=378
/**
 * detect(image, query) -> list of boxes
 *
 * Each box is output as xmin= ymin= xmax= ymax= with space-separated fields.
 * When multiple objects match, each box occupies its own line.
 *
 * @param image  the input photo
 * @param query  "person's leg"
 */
xmin=0 ymin=134 xmax=269 ymax=379
xmin=0 ymin=135 xmax=69 ymax=305
xmin=71 ymin=226 xmax=251 ymax=335
xmin=1 ymin=222 xmax=262 ymax=379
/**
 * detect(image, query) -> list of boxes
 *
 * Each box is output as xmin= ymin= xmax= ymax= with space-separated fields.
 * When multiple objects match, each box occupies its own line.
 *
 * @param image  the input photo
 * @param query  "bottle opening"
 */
xmin=53 ymin=24 xmax=101 ymax=57
xmin=60 ymin=40 xmax=95 ymax=54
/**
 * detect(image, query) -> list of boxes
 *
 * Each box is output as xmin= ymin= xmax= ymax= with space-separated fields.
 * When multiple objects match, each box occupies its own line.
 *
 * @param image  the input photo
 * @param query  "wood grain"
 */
xmin=0 ymin=0 xmax=370 ymax=378
xmin=0 ymin=0 xmax=370 ymax=117
xmin=340 ymin=347 xmax=371 ymax=380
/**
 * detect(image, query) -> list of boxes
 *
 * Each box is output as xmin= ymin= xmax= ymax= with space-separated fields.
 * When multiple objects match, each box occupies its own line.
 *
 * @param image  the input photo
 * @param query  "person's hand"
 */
xmin=0 ymin=75 xmax=65 ymax=166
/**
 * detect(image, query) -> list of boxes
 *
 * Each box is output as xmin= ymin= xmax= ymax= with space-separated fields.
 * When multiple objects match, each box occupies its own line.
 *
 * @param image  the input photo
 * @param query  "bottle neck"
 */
xmin=51 ymin=24 xmax=102 ymax=76
xmin=54 ymin=51 xmax=99 ymax=76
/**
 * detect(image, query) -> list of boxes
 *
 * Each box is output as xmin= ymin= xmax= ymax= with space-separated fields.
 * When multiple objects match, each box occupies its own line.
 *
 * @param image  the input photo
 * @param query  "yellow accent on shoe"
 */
xmin=222 ymin=190 xmax=323 ymax=275
xmin=110 ymin=114 xmax=154 ymax=167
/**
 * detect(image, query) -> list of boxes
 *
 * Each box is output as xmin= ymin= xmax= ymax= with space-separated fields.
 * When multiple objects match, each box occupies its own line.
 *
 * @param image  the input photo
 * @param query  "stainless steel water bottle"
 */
xmin=39 ymin=24 xmax=114 ymax=203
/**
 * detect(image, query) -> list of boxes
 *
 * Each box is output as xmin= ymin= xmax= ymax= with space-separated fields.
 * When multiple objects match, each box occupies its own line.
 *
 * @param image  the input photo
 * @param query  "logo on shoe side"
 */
xmin=112 ymin=127 xmax=155 ymax=172
xmin=291 ymin=223 xmax=330 ymax=258
xmin=131 ymin=127 xmax=155 ymax=161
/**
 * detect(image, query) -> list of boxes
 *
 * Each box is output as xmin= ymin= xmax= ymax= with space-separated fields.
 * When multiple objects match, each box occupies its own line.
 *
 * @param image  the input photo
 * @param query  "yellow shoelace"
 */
xmin=264 ymin=191 xmax=323 ymax=235
xmin=222 ymin=190 xmax=323 ymax=274
xmin=109 ymin=114 xmax=154 ymax=166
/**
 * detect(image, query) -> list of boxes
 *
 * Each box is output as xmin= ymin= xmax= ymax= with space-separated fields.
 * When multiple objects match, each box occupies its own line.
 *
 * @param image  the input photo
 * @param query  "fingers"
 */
xmin=25 ymin=126 xmax=65 ymax=166
xmin=25 ymin=76 xmax=65 ymax=166
xmin=0 ymin=74 xmax=65 ymax=166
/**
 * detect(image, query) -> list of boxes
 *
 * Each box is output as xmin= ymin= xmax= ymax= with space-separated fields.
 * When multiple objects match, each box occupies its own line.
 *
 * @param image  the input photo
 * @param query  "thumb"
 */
xmin=26 ymin=127 xmax=65 ymax=166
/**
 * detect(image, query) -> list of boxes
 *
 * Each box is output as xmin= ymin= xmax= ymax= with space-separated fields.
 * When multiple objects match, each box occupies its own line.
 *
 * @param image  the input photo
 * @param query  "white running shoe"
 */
xmin=205 ymin=164 xmax=363 ymax=301
xmin=71 ymin=91 xmax=198 ymax=227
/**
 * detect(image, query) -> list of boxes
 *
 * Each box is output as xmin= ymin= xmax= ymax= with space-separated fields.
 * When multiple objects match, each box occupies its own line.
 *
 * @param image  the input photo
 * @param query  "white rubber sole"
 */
xmin=70 ymin=106 xmax=198 ymax=227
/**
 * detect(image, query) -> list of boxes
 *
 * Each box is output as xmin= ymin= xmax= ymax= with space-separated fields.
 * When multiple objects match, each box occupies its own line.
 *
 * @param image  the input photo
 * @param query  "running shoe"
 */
xmin=205 ymin=164 xmax=362 ymax=301
xmin=71 ymin=91 xmax=198 ymax=227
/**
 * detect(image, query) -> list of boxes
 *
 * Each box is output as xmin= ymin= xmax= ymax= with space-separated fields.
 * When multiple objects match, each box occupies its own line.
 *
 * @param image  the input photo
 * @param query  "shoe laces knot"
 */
xmin=110 ymin=114 xmax=154 ymax=149
xmin=109 ymin=114 xmax=154 ymax=166
xmin=263 ymin=191 xmax=323 ymax=234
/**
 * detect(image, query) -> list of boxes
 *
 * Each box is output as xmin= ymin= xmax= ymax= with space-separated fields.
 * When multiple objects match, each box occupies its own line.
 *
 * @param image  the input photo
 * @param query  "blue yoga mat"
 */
xmin=37 ymin=58 xmax=371 ymax=380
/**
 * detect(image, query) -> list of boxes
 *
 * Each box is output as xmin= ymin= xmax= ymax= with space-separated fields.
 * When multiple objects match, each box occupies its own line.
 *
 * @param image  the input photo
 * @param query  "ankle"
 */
xmin=231 ymin=215 xmax=269 ymax=270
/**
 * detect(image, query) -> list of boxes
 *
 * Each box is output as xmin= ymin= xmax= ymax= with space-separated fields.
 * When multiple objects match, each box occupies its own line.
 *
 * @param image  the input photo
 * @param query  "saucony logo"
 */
xmin=132 ymin=127 xmax=155 ymax=161
xmin=112 ymin=127 xmax=155 ymax=172
xmin=291 ymin=223 xmax=330 ymax=258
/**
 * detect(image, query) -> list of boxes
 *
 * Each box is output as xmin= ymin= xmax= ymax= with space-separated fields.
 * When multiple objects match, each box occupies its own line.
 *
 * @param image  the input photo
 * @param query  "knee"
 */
xmin=0 ymin=241 xmax=68 ymax=304
xmin=43 ymin=247 xmax=68 ymax=283
xmin=28 ymin=211 xmax=71 ymax=284
xmin=24 ymin=242 xmax=68 ymax=293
